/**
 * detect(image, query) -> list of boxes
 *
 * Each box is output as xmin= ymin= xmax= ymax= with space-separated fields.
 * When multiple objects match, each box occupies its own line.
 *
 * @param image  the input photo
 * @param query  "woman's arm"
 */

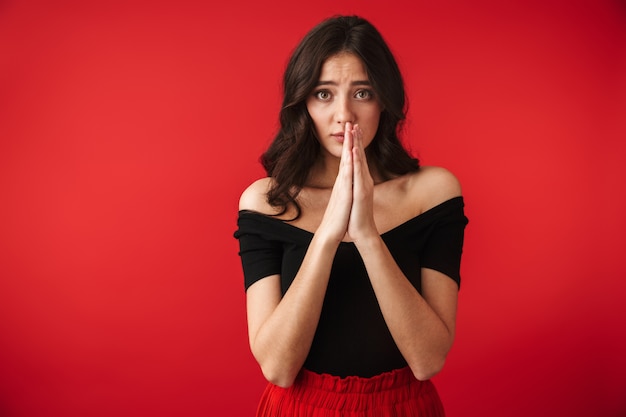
xmin=242 ymin=124 xmax=356 ymax=388
xmin=355 ymin=237 xmax=459 ymax=380
xmin=245 ymin=233 xmax=338 ymax=388
xmin=350 ymin=129 xmax=462 ymax=380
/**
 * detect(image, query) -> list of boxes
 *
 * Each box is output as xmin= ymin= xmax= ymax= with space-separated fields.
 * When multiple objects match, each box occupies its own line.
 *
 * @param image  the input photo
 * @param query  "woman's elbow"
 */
xmin=411 ymin=356 xmax=446 ymax=381
xmin=260 ymin=363 xmax=299 ymax=388
xmin=251 ymin=343 xmax=301 ymax=387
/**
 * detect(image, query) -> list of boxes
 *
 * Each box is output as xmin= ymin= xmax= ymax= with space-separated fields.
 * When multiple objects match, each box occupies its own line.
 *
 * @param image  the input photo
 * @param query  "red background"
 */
xmin=1 ymin=0 xmax=625 ymax=416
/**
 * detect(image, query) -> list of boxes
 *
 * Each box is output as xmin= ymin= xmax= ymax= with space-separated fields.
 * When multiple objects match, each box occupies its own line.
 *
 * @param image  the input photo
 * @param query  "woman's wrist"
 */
xmin=353 ymin=233 xmax=383 ymax=254
xmin=312 ymin=227 xmax=344 ymax=251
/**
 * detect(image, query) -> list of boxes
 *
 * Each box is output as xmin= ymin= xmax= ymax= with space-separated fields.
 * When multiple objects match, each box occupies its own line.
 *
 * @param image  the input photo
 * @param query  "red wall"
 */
xmin=1 ymin=1 xmax=625 ymax=416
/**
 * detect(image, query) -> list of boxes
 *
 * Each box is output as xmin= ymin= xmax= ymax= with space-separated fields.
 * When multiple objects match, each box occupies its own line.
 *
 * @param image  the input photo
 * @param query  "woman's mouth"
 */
xmin=331 ymin=133 xmax=345 ymax=143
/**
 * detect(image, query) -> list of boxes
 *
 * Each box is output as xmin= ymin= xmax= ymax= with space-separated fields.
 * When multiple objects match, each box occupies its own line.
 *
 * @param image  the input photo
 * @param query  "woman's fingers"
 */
xmin=351 ymin=124 xmax=370 ymax=189
xmin=342 ymin=122 xmax=353 ymax=165
xmin=339 ymin=122 xmax=353 ymax=188
xmin=317 ymin=122 xmax=355 ymax=243
xmin=347 ymin=124 xmax=377 ymax=240
xmin=352 ymin=125 xmax=361 ymax=183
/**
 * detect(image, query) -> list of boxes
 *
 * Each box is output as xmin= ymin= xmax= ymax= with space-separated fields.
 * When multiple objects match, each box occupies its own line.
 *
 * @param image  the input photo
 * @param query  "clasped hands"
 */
xmin=320 ymin=122 xmax=378 ymax=244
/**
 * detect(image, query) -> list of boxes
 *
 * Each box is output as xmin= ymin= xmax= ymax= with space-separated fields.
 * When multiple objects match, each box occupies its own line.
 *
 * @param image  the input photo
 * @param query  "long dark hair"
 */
xmin=261 ymin=15 xmax=419 ymax=217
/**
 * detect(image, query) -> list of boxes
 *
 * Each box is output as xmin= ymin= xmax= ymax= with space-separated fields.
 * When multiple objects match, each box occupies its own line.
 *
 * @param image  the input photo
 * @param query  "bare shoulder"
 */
xmin=408 ymin=166 xmax=463 ymax=211
xmin=238 ymin=177 xmax=276 ymax=214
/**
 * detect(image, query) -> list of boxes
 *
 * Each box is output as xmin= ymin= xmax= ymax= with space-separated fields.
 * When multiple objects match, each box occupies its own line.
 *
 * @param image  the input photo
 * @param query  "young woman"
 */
xmin=234 ymin=15 xmax=468 ymax=417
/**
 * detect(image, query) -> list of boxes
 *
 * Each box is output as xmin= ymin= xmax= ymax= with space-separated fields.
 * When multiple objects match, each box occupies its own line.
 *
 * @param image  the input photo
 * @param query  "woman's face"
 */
xmin=306 ymin=52 xmax=382 ymax=160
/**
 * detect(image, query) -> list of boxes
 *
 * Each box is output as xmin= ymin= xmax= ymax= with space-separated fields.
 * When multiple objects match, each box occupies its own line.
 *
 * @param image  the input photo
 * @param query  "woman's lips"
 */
xmin=331 ymin=133 xmax=345 ymax=143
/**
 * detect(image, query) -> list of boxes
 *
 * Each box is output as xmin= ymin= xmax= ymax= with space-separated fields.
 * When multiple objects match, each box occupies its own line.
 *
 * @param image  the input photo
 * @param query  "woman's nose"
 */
xmin=334 ymin=97 xmax=355 ymax=124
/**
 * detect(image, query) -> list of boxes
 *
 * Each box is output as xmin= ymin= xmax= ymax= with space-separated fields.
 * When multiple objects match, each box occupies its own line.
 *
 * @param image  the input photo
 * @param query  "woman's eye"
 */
xmin=315 ymin=90 xmax=331 ymax=100
xmin=356 ymin=90 xmax=373 ymax=99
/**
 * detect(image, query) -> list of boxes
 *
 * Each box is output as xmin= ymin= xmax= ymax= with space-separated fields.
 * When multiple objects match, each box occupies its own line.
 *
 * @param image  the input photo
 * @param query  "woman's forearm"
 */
xmin=248 ymin=233 xmax=338 ymax=388
xmin=355 ymin=235 xmax=457 ymax=380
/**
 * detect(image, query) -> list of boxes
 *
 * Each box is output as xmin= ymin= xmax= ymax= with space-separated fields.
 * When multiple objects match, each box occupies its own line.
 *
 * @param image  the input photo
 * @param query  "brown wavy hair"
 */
xmin=261 ymin=15 xmax=419 ymax=218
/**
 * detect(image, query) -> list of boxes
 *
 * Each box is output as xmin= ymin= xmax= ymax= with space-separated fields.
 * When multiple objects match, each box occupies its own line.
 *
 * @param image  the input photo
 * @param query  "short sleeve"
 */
xmin=420 ymin=199 xmax=468 ymax=288
xmin=234 ymin=212 xmax=283 ymax=291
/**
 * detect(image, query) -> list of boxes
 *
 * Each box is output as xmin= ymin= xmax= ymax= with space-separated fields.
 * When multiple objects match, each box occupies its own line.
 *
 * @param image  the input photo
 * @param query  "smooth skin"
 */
xmin=239 ymin=53 xmax=462 ymax=388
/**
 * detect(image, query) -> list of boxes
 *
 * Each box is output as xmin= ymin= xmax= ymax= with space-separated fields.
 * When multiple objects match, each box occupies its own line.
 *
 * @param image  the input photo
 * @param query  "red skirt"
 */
xmin=256 ymin=367 xmax=445 ymax=417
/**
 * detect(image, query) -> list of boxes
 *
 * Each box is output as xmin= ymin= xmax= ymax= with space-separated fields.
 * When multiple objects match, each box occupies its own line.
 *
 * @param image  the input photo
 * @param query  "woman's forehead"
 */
xmin=318 ymin=53 xmax=369 ymax=82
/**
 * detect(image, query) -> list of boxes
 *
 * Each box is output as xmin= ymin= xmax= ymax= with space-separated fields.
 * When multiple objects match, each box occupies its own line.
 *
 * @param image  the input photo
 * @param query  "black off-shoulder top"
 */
xmin=234 ymin=196 xmax=468 ymax=378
